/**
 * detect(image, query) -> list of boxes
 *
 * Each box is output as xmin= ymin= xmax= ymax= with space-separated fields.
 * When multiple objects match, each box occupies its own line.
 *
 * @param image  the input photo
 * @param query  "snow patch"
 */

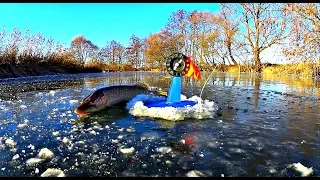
xmin=38 ymin=148 xmax=54 ymax=160
xmin=19 ymin=105 xmax=27 ymax=109
xmin=27 ymin=144 xmax=35 ymax=150
xmin=186 ymin=170 xmax=206 ymax=177
xmin=41 ymin=168 xmax=65 ymax=177
xmin=119 ymin=147 xmax=135 ymax=154
xmin=69 ymin=100 xmax=78 ymax=104
xmin=12 ymin=154 xmax=19 ymax=161
xmin=52 ymin=131 xmax=60 ymax=136
xmin=111 ymin=139 xmax=119 ymax=144
xmin=156 ymin=147 xmax=172 ymax=154
xmin=62 ymin=137 xmax=70 ymax=144
xmin=288 ymin=162 xmax=313 ymax=177
xmin=49 ymin=91 xmax=56 ymax=95
xmin=17 ymin=123 xmax=27 ymax=128
xmin=5 ymin=138 xmax=16 ymax=148
xmin=128 ymin=94 xmax=219 ymax=121
xmin=26 ymin=158 xmax=44 ymax=166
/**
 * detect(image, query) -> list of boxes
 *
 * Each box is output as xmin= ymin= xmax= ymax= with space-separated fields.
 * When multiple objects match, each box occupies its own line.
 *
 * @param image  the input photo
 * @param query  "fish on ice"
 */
xmin=74 ymin=82 xmax=167 ymax=115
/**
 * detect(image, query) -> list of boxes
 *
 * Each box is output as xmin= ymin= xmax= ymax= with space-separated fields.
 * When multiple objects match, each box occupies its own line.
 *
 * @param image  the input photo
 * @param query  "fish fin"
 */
xmin=156 ymin=89 xmax=168 ymax=97
xmin=136 ymin=82 xmax=151 ymax=90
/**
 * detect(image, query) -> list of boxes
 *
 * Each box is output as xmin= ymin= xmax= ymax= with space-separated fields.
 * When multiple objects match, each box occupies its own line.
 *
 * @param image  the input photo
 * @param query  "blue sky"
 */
xmin=1 ymin=3 xmax=221 ymax=48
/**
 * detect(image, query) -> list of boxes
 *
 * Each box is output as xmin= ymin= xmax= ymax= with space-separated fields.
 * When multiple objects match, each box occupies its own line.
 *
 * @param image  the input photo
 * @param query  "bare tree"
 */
xmin=282 ymin=3 xmax=319 ymax=66
xmin=222 ymin=3 xmax=290 ymax=72
xmin=127 ymin=34 xmax=143 ymax=68
xmin=70 ymin=35 xmax=98 ymax=64
xmin=164 ymin=9 xmax=190 ymax=55
xmin=216 ymin=5 xmax=240 ymax=65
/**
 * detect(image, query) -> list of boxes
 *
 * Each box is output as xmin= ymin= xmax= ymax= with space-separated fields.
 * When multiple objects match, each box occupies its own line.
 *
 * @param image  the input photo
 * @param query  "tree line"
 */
xmin=0 ymin=3 xmax=319 ymax=74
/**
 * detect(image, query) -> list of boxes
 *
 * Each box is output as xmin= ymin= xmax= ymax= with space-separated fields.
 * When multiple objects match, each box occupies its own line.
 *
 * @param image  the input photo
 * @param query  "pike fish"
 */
xmin=74 ymin=82 xmax=167 ymax=115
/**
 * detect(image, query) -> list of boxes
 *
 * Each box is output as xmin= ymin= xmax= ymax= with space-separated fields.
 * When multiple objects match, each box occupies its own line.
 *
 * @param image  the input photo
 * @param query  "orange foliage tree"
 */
xmin=144 ymin=30 xmax=177 ymax=70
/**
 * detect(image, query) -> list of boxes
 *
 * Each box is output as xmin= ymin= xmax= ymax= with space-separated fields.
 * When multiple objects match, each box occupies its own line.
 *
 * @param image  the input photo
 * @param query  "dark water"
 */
xmin=0 ymin=72 xmax=319 ymax=177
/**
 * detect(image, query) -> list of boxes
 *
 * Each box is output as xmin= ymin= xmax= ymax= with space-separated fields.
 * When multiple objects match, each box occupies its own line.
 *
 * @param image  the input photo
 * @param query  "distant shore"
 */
xmin=0 ymin=62 xmax=319 ymax=80
xmin=0 ymin=62 xmax=103 ymax=79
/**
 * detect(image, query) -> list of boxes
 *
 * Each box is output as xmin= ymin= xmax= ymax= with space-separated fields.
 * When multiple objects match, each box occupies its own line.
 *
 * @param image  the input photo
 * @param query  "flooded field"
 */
xmin=0 ymin=72 xmax=319 ymax=177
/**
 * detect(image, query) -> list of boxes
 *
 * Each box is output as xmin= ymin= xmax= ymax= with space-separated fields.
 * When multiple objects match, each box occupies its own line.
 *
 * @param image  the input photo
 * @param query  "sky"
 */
xmin=0 ymin=3 xmax=289 ymax=64
xmin=0 ymin=3 xmax=221 ymax=48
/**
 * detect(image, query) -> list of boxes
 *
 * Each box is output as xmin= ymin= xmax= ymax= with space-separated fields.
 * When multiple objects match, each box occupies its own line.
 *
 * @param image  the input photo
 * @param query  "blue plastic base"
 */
xmin=145 ymin=100 xmax=197 ymax=108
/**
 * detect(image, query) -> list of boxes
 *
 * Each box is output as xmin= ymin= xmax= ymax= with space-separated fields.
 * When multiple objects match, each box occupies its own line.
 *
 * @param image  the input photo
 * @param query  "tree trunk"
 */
xmin=253 ymin=50 xmax=261 ymax=72
xmin=227 ymin=43 xmax=238 ymax=65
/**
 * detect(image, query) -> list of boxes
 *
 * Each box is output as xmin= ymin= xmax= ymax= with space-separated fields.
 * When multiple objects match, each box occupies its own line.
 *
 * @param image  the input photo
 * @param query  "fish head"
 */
xmin=74 ymin=90 xmax=107 ymax=115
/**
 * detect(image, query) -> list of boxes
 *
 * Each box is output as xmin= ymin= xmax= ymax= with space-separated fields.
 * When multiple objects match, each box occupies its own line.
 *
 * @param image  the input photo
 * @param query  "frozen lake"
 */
xmin=0 ymin=72 xmax=319 ymax=177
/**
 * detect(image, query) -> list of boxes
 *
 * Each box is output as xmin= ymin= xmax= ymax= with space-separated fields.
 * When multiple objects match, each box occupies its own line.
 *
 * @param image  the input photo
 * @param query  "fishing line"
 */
xmin=198 ymin=64 xmax=219 ymax=112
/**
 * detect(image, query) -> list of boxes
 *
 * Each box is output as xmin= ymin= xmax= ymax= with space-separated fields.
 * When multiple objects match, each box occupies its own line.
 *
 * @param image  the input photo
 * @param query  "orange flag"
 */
xmin=183 ymin=57 xmax=201 ymax=80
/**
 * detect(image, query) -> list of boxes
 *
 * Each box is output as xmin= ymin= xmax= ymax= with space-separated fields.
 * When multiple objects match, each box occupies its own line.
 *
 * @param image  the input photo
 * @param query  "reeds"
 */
xmin=0 ymin=27 xmax=105 ymax=78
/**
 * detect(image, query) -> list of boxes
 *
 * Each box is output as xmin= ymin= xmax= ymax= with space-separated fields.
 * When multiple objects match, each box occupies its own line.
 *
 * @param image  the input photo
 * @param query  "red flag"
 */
xmin=183 ymin=57 xmax=201 ymax=80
